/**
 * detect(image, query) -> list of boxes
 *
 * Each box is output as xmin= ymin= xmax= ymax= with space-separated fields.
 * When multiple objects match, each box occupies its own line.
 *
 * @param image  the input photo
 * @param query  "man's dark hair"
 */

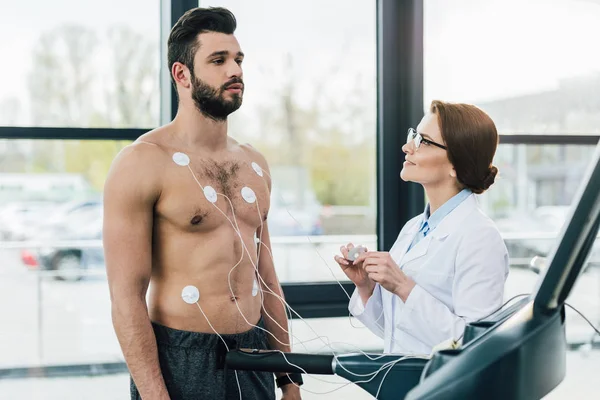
xmin=167 ymin=7 xmax=237 ymax=81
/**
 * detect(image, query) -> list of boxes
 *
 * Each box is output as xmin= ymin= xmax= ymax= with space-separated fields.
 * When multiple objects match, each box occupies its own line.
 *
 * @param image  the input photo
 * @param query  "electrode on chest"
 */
xmin=203 ymin=186 xmax=218 ymax=203
xmin=251 ymin=162 xmax=263 ymax=177
xmin=241 ymin=187 xmax=256 ymax=203
xmin=172 ymin=152 xmax=190 ymax=166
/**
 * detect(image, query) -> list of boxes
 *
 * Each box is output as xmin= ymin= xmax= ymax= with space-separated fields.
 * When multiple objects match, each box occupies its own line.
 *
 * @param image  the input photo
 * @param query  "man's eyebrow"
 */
xmin=207 ymin=50 xmax=244 ymax=58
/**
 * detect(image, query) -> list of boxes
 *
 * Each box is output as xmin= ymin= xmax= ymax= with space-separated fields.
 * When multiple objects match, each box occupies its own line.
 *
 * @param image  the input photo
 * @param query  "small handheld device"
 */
xmin=347 ymin=246 xmax=367 ymax=262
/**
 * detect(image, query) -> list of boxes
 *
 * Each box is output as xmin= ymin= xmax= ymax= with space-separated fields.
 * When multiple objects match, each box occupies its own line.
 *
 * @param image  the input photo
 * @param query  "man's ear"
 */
xmin=172 ymin=62 xmax=192 ymax=89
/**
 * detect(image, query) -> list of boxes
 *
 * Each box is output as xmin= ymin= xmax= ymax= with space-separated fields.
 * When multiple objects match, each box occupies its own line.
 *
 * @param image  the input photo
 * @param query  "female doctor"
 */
xmin=335 ymin=100 xmax=509 ymax=355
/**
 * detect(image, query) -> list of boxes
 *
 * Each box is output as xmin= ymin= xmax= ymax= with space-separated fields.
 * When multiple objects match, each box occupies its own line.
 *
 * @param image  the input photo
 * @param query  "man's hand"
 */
xmin=353 ymin=251 xmax=416 ymax=302
xmin=281 ymin=384 xmax=302 ymax=399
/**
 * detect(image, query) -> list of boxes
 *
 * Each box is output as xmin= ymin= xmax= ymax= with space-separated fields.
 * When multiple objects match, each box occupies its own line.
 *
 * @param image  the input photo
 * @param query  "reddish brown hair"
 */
xmin=430 ymin=100 xmax=499 ymax=194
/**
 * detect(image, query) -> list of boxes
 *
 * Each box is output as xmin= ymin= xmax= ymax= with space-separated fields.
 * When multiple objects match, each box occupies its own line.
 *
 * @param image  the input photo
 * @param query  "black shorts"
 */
xmin=130 ymin=319 xmax=275 ymax=400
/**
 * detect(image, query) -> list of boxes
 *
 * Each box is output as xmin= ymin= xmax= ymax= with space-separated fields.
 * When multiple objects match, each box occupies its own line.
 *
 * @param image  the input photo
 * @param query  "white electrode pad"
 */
xmin=203 ymin=186 xmax=218 ymax=203
xmin=241 ymin=187 xmax=256 ymax=203
xmin=252 ymin=279 xmax=259 ymax=297
xmin=348 ymin=246 xmax=367 ymax=261
xmin=172 ymin=152 xmax=190 ymax=166
xmin=181 ymin=285 xmax=200 ymax=304
xmin=251 ymin=162 xmax=263 ymax=177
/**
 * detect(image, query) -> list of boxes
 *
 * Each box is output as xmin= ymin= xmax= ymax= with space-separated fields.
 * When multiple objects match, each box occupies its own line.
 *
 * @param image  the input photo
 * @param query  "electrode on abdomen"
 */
xmin=181 ymin=285 xmax=200 ymax=304
xmin=252 ymin=279 xmax=259 ymax=297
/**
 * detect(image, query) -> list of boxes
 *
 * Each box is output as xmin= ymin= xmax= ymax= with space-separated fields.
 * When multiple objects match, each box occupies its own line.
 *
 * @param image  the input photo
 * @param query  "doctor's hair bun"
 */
xmin=430 ymin=100 xmax=500 ymax=195
xmin=464 ymin=165 xmax=498 ymax=194
xmin=483 ymin=165 xmax=498 ymax=189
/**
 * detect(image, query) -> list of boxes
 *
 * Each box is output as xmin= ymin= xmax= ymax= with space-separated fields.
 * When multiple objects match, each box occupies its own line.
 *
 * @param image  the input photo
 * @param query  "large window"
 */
xmin=2 ymin=0 xmax=597 ymax=398
xmin=424 ymin=0 xmax=600 ymax=267
xmin=425 ymin=0 xmax=600 ymax=135
xmin=0 ymin=0 xmax=160 ymax=380
xmin=0 ymin=0 xmax=160 ymax=128
xmin=486 ymin=143 xmax=600 ymax=343
xmin=205 ymin=0 xmax=378 ymax=285
xmin=0 ymin=139 xmax=127 ymax=369
xmin=0 ymin=0 xmax=378 ymax=373
xmin=425 ymin=1 xmax=600 ymax=398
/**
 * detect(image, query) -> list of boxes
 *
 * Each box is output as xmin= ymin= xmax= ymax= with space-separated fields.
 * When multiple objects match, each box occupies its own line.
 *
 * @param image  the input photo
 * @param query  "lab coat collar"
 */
xmin=401 ymin=234 xmax=433 ymax=265
xmin=429 ymin=194 xmax=478 ymax=239
xmin=399 ymin=194 xmax=478 ymax=265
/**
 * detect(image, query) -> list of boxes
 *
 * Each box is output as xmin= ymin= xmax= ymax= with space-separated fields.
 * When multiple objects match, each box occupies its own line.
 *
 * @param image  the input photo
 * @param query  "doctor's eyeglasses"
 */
xmin=406 ymin=128 xmax=447 ymax=151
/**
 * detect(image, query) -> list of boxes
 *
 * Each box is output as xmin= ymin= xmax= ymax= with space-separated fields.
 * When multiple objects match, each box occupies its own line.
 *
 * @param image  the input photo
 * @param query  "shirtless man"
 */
xmin=103 ymin=7 xmax=301 ymax=400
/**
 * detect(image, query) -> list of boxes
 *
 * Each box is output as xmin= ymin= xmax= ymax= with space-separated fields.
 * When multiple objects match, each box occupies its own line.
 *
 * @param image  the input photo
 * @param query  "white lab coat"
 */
xmin=348 ymin=194 xmax=509 ymax=355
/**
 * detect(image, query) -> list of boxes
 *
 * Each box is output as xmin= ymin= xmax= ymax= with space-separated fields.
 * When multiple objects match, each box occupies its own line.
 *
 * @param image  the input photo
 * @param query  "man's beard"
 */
xmin=190 ymin=74 xmax=243 ymax=122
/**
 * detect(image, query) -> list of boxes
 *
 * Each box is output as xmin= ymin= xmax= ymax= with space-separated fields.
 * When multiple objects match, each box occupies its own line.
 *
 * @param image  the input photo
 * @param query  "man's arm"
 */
xmin=103 ymin=143 xmax=169 ymax=400
xmin=256 ymin=221 xmax=290 ymax=353
xmin=256 ymin=221 xmax=302 ymax=397
xmin=253 ymin=156 xmax=301 ymax=398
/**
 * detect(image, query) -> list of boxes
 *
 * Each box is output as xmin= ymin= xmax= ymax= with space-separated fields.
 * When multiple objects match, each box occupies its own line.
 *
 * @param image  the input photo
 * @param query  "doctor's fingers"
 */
xmin=334 ymin=254 xmax=350 ymax=266
xmin=353 ymin=252 xmax=372 ymax=265
xmin=364 ymin=264 xmax=385 ymax=274
xmin=355 ymin=251 xmax=387 ymax=264
xmin=367 ymin=271 xmax=382 ymax=283
xmin=361 ymin=257 xmax=388 ymax=269
xmin=339 ymin=244 xmax=354 ymax=258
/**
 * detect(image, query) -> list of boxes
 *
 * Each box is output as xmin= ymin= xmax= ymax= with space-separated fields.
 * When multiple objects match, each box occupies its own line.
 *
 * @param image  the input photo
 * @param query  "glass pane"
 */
xmin=0 ymin=1 xmax=378 ymax=371
xmin=424 ymin=0 xmax=600 ymax=134
xmin=480 ymin=143 xmax=600 ymax=346
xmin=0 ymin=0 xmax=160 ymax=128
xmin=0 ymin=139 xmax=129 ymax=369
xmin=207 ymin=0 xmax=378 ymax=283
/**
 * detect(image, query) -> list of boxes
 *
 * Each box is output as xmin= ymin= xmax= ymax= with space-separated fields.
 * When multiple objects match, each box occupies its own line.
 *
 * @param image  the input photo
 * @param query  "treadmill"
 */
xmin=226 ymin=141 xmax=600 ymax=399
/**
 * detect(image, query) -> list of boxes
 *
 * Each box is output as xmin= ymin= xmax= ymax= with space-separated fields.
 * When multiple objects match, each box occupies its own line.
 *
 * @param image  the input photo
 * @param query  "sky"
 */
xmin=0 ymin=0 xmax=599 ymax=126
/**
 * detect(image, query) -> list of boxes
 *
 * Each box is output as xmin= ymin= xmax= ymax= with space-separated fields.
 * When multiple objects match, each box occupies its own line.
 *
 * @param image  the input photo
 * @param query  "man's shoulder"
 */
xmin=112 ymin=143 xmax=164 ymax=175
xmin=116 ymin=128 xmax=170 ymax=165
xmin=236 ymin=141 xmax=270 ymax=172
xmin=106 ymin=129 xmax=171 ymax=191
xmin=237 ymin=141 xmax=265 ymax=159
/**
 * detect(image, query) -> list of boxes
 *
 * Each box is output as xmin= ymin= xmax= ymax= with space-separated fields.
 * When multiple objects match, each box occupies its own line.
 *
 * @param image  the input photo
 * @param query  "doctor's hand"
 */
xmin=334 ymin=243 xmax=373 ymax=289
xmin=353 ymin=251 xmax=416 ymax=302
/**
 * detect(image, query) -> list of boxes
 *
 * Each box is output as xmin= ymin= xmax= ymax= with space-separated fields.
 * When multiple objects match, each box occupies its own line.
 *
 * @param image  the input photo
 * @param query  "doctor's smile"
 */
xmin=335 ymin=100 xmax=508 ymax=355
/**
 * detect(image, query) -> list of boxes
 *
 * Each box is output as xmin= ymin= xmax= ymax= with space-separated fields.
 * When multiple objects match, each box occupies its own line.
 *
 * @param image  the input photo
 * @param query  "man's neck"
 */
xmin=170 ymin=106 xmax=229 ymax=152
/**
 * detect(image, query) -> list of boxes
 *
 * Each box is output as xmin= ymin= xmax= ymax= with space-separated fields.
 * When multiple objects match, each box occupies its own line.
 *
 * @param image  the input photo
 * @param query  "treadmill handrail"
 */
xmin=225 ymin=349 xmax=334 ymax=375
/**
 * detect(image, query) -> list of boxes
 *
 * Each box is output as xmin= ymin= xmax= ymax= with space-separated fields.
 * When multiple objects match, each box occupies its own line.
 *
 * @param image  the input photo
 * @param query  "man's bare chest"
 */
xmin=156 ymin=152 xmax=271 ymax=232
